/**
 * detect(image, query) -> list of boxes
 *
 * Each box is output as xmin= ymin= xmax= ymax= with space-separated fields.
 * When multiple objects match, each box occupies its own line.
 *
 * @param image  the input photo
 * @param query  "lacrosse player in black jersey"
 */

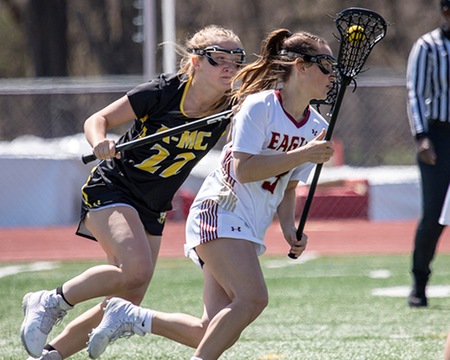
xmin=20 ymin=25 xmax=245 ymax=360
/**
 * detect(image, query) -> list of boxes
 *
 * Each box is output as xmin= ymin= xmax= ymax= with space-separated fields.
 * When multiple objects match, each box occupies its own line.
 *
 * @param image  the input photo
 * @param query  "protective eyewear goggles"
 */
xmin=279 ymin=50 xmax=337 ymax=75
xmin=192 ymin=46 xmax=246 ymax=68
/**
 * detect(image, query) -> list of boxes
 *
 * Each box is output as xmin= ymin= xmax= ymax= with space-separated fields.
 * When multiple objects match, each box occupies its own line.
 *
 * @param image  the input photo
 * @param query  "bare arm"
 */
xmin=233 ymin=129 xmax=333 ymax=183
xmin=277 ymin=180 xmax=307 ymax=257
xmin=84 ymin=95 xmax=137 ymax=160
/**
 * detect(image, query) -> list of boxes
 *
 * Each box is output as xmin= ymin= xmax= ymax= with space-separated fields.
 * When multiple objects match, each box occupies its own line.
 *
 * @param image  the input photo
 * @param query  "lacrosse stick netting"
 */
xmin=335 ymin=7 xmax=387 ymax=80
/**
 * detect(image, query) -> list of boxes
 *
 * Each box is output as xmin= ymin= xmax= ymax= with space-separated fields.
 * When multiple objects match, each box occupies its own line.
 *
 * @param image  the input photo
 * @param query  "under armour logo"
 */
xmin=312 ymin=129 xmax=318 ymax=136
xmin=231 ymin=226 xmax=241 ymax=232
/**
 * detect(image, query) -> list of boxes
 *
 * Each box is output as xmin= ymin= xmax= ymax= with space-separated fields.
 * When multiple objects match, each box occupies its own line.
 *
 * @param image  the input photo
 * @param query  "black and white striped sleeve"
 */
xmin=406 ymin=29 xmax=450 ymax=139
xmin=406 ymin=36 xmax=431 ymax=138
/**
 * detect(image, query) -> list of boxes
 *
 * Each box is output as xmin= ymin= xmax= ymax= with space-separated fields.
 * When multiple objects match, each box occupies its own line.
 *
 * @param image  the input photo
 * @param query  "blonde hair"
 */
xmin=178 ymin=25 xmax=242 ymax=77
xmin=174 ymin=25 xmax=242 ymax=114
xmin=231 ymin=29 xmax=327 ymax=107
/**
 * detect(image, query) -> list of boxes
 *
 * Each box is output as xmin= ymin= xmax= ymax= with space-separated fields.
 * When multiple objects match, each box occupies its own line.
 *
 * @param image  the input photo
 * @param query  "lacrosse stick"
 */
xmin=310 ymin=70 xmax=341 ymax=115
xmin=81 ymin=109 xmax=232 ymax=164
xmin=289 ymin=7 xmax=387 ymax=259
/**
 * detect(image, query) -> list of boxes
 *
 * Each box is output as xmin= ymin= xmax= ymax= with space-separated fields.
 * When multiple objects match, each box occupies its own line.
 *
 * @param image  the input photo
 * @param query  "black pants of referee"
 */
xmin=412 ymin=123 xmax=450 ymax=288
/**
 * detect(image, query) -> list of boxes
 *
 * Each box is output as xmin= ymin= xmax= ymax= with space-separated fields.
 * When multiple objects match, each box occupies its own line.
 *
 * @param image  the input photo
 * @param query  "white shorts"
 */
xmin=184 ymin=198 xmax=266 ymax=267
xmin=439 ymin=185 xmax=450 ymax=225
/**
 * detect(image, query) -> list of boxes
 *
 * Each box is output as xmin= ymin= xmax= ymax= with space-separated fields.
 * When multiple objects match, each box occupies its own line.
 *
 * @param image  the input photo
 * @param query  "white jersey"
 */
xmin=185 ymin=89 xmax=328 ymax=264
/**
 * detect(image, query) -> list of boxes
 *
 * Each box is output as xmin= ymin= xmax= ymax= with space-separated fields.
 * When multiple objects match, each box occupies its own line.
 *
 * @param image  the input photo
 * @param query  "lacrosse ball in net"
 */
xmin=347 ymin=25 xmax=366 ymax=43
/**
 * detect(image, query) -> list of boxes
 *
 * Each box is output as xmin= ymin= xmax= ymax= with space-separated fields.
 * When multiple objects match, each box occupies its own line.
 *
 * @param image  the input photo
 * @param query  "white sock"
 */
xmin=190 ymin=357 xmax=203 ymax=360
xmin=139 ymin=308 xmax=154 ymax=333
xmin=52 ymin=289 xmax=73 ymax=311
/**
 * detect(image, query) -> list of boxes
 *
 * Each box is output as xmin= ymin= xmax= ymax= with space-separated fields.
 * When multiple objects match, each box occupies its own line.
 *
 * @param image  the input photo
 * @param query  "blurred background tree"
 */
xmin=0 ymin=0 xmax=442 ymax=78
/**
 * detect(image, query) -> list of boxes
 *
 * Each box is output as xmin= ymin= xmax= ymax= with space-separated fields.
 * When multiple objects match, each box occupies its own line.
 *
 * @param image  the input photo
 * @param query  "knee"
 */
xmin=107 ymin=289 xmax=146 ymax=307
xmin=253 ymin=293 xmax=269 ymax=316
xmin=120 ymin=260 xmax=154 ymax=291
xmin=240 ymin=290 xmax=269 ymax=320
xmin=124 ymin=272 xmax=152 ymax=291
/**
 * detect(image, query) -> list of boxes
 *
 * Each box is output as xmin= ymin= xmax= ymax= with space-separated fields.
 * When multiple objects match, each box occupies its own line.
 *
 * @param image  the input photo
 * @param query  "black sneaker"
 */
xmin=407 ymin=287 xmax=428 ymax=307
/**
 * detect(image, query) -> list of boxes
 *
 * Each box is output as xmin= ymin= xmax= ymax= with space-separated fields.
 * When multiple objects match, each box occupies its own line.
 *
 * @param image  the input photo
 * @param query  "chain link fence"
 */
xmin=0 ymin=73 xmax=420 ymax=227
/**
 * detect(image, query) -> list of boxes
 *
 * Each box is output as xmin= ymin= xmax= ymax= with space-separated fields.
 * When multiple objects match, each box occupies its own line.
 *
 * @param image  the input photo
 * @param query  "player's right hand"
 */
xmin=302 ymin=129 xmax=334 ymax=164
xmin=417 ymin=137 xmax=436 ymax=165
xmin=92 ymin=139 xmax=121 ymax=160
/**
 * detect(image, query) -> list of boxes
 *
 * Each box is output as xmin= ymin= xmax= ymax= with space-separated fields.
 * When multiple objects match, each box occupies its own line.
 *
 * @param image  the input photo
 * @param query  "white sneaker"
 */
xmin=26 ymin=349 xmax=63 ymax=360
xmin=87 ymin=298 xmax=146 ymax=359
xmin=21 ymin=290 xmax=73 ymax=358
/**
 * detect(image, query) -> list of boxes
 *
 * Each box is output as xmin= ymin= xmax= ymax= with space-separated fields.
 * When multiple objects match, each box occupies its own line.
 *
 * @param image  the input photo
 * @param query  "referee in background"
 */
xmin=406 ymin=0 xmax=450 ymax=307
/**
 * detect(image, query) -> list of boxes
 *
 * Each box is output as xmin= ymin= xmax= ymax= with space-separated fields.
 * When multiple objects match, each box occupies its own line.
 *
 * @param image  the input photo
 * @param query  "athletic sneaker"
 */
xmin=21 ymin=290 xmax=73 ymax=358
xmin=87 ymin=298 xmax=147 ymax=359
xmin=408 ymin=285 xmax=428 ymax=307
xmin=26 ymin=349 xmax=63 ymax=360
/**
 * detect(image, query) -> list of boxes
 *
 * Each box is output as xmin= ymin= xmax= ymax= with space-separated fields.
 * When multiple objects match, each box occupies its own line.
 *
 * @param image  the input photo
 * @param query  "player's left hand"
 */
xmin=285 ymin=230 xmax=308 ymax=258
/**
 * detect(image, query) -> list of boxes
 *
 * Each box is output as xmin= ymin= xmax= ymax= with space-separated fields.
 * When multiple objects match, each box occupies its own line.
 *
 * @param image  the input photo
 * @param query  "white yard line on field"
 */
xmin=265 ymin=252 xmax=319 ymax=269
xmin=0 ymin=262 xmax=58 ymax=278
xmin=372 ymin=285 xmax=450 ymax=298
xmin=369 ymin=269 xmax=392 ymax=278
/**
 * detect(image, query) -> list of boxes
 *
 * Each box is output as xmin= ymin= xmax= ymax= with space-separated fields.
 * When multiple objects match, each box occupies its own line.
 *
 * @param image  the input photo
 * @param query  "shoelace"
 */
xmin=109 ymin=319 xmax=138 ymax=343
xmin=39 ymin=299 xmax=67 ymax=334
xmin=40 ymin=308 xmax=67 ymax=333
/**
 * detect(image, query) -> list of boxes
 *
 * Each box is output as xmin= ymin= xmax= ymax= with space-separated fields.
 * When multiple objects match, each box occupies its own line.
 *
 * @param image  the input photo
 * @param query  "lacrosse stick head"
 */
xmin=335 ymin=7 xmax=387 ymax=80
xmin=310 ymin=78 xmax=340 ymax=115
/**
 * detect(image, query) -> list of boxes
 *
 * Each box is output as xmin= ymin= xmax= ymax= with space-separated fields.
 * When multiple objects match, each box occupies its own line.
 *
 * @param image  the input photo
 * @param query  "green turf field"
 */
xmin=2 ymin=254 xmax=449 ymax=359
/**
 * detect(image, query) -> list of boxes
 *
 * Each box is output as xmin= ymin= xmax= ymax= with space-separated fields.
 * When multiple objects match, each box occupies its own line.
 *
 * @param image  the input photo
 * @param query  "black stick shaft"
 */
xmin=288 ymin=77 xmax=351 ymax=259
xmin=81 ymin=110 xmax=232 ymax=164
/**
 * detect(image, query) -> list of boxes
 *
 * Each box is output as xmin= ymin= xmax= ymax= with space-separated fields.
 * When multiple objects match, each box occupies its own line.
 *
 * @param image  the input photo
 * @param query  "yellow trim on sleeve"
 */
xmin=179 ymin=76 xmax=192 ymax=117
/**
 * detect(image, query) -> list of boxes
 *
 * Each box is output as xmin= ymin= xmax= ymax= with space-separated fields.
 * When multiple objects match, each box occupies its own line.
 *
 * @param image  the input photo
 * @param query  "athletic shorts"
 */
xmin=184 ymin=198 xmax=266 ymax=267
xmin=76 ymin=177 xmax=166 ymax=241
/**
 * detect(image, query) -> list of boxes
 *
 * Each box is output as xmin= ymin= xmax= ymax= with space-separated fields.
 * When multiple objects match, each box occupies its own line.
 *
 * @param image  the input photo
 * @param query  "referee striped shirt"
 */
xmin=406 ymin=27 xmax=450 ymax=138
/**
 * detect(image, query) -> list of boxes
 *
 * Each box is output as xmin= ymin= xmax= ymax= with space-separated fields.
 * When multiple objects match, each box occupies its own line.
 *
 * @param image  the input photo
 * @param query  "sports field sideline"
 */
xmin=1 ymin=219 xmax=450 ymax=262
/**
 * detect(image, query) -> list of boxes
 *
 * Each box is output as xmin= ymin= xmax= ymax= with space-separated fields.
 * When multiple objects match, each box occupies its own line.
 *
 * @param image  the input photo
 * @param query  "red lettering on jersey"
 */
xmin=287 ymin=136 xmax=300 ymax=151
xmin=268 ymin=132 xmax=308 ymax=152
xmin=267 ymin=132 xmax=280 ymax=149
xmin=261 ymin=171 xmax=288 ymax=194
xmin=277 ymin=134 xmax=289 ymax=152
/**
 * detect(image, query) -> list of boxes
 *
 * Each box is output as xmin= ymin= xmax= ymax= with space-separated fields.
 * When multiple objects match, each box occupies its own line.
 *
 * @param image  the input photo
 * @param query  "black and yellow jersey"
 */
xmin=84 ymin=73 xmax=229 ymax=214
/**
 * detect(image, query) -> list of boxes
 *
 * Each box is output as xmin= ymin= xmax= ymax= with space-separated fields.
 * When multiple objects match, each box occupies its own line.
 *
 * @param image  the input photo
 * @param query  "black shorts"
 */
xmin=76 ymin=176 xmax=166 ymax=241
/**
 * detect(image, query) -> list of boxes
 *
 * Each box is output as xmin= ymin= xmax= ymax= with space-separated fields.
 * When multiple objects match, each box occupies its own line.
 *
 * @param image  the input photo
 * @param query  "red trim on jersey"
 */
xmin=220 ymin=146 xmax=236 ymax=188
xmin=274 ymin=89 xmax=310 ymax=128
xmin=199 ymin=199 xmax=219 ymax=243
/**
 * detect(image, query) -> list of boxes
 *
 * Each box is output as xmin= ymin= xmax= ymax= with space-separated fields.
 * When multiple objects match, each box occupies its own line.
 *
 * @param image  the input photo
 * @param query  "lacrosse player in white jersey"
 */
xmin=184 ymin=29 xmax=335 ymax=359
xmin=86 ymin=28 xmax=336 ymax=360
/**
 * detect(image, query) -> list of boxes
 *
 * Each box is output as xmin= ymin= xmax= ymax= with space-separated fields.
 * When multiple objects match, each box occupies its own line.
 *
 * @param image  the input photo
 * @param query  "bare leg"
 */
xmin=49 ymin=304 xmax=104 ymax=358
xmin=445 ymin=331 xmax=450 ymax=360
xmin=61 ymin=207 xmax=158 ymax=305
xmin=151 ymin=268 xmax=231 ymax=348
xmin=193 ymin=238 xmax=268 ymax=360
xmin=47 ymin=206 xmax=161 ymax=358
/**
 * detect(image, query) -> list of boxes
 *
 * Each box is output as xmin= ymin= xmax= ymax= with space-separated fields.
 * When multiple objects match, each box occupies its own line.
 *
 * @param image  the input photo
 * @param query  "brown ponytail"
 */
xmin=231 ymin=29 xmax=328 ymax=110
xmin=232 ymin=29 xmax=300 ymax=107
